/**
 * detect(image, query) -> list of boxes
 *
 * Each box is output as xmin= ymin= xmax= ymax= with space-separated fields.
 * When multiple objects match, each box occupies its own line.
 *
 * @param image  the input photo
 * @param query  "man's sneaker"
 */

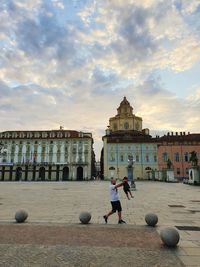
xmin=118 ymin=219 xmax=126 ymax=224
xmin=103 ymin=215 xmax=108 ymax=223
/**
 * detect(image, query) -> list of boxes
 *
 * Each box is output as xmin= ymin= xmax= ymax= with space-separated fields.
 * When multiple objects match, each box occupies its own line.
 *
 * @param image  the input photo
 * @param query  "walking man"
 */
xmin=103 ymin=178 xmax=126 ymax=224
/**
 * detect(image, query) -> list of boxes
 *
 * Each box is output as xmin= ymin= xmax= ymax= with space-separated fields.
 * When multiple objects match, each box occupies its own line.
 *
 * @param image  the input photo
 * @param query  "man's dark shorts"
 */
xmin=111 ymin=200 xmax=122 ymax=212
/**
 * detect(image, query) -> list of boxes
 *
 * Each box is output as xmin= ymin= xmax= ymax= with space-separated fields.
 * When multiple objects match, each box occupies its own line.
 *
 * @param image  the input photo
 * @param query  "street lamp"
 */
xmin=116 ymin=139 xmax=119 ymax=179
xmin=127 ymin=155 xmax=136 ymax=189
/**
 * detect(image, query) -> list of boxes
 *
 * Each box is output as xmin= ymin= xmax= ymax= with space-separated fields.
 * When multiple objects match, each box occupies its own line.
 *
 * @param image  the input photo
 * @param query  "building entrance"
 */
xmin=62 ymin=166 xmax=69 ymax=181
xmin=77 ymin=166 xmax=83 ymax=180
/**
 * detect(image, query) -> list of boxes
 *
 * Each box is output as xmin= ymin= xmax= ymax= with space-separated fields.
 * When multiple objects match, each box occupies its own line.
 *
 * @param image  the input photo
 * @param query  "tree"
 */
xmin=190 ymin=151 xmax=198 ymax=166
xmin=167 ymin=158 xmax=172 ymax=169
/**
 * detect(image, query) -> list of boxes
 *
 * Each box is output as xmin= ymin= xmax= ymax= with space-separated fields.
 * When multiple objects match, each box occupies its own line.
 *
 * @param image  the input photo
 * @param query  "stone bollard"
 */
xmin=15 ymin=210 xmax=28 ymax=223
xmin=79 ymin=211 xmax=91 ymax=224
xmin=160 ymin=227 xmax=180 ymax=247
xmin=145 ymin=213 xmax=158 ymax=227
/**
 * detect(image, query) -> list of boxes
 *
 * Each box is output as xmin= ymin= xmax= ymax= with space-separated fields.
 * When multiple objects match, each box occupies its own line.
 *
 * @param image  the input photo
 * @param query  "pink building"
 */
xmin=157 ymin=132 xmax=200 ymax=180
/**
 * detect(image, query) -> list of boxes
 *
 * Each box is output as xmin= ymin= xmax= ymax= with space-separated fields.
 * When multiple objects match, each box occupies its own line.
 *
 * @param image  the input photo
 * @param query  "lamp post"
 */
xmin=0 ymin=142 xmax=3 ymax=158
xmin=128 ymin=155 xmax=136 ymax=189
xmin=116 ymin=139 xmax=119 ymax=179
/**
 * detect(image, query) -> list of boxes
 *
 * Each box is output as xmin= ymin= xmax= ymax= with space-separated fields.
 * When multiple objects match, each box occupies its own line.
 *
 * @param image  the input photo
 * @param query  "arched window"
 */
xmin=124 ymin=122 xmax=129 ymax=129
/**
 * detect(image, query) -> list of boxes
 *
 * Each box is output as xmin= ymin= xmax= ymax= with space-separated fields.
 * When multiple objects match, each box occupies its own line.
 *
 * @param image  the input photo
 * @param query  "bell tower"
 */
xmin=109 ymin=97 xmax=142 ymax=132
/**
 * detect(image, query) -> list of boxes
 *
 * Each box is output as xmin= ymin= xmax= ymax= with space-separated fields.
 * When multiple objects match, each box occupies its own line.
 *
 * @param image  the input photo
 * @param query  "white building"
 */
xmin=0 ymin=129 xmax=94 ymax=181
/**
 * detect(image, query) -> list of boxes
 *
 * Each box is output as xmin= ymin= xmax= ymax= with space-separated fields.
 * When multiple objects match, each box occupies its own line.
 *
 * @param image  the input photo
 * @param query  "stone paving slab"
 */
xmin=0 ymin=244 xmax=185 ymax=267
xmin=0 ymin=181 xmax=200 ymax=266
xmin=0 ymin=224 xmax=184 ymax=267
xmin=0 ymin=224 xmax=160 ymax=249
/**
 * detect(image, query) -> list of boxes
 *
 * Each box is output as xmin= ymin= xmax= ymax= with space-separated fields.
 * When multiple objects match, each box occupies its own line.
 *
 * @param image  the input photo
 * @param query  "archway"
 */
xmin=145 ymin=167 xmax=152 ymax=180
xmin=1 ymin=166 xmax=5 ymax=181
xmin=62 ymin=166 xmax=69 ymax=181
xmin=25 ymin=165 xmax=28 ymax=181
xmin=39 ymin=167 xmax=45 ymax=181
xmin=109 ymin=166 xmax=115 ymax=178
xmin=16 ymin=167 xmax=22 ymax=181
xmin=77 ymin=166 xmax=83 ymax=181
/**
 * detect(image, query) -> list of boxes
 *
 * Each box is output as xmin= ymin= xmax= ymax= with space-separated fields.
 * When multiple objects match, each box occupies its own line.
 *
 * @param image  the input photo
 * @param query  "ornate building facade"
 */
xmin=109 ymin=96 xmax=143 ymax=132
xmin=102 ymin=97 xmax=158 ymax=180
xmin=0 ymin=129 xmax=94 ymax=181
xmin=102 ymin=97 xmax=200 ymax=181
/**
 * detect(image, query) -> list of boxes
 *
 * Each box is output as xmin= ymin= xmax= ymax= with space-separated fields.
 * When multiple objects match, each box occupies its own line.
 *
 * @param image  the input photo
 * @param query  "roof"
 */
xmin=103 ymin=130 xmax=153 ymax=143
xmin=0 ymin=130 xmax=93 ymax=139
xmin=103 ymin=131 xmax=200 ymax=144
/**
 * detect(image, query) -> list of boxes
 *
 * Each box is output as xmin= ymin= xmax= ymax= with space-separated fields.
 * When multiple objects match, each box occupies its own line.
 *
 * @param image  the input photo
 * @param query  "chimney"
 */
xmin=171 ymin=132 xmax=173 ymax=136
xmin=180 ymin=132 xmax=182 ymax=136
xmin=176 ymin=132 xmax=178 ymax=136
xmin=183 ymin=132 xmax=185 ymax=135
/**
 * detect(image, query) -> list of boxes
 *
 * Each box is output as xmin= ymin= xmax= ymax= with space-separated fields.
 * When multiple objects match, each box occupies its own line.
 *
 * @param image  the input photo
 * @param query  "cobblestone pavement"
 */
xmin=0 ymin=180 xmax=200 ymax=266
xmin=0 ymin=224 xmax=184 ymax=267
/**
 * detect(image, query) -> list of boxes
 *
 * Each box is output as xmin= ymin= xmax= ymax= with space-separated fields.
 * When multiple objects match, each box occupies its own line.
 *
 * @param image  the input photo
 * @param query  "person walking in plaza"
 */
xmin=103 ymin=178 xmax=126 ymax=224
xmin=123 ymin=176 xmax=134 ymax=200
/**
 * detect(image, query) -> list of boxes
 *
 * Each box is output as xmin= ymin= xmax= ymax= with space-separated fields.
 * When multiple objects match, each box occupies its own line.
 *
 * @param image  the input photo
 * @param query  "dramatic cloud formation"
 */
xmin=0 ymin=0 xmax=200 ymax=159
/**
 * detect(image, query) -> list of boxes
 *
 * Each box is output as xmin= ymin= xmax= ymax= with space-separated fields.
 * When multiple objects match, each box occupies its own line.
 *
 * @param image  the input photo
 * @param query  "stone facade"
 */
xmin=0 ymin=129 xmax=94 ymax=181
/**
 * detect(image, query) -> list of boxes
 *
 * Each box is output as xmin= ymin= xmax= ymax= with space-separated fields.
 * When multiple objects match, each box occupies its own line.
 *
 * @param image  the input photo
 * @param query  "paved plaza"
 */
xmin=0 ymin=180 xmax=200 ymax=266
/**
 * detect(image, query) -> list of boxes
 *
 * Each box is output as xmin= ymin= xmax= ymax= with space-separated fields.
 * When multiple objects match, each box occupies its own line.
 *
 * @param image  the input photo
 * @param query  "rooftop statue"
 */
xmin=190 ymin=151 xmax=198 ymax=166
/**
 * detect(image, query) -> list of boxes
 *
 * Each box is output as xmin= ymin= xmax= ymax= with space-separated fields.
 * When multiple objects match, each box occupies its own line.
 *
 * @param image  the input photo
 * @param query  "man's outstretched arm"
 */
xmin=115 ymin=182 xmax=124 ymax=188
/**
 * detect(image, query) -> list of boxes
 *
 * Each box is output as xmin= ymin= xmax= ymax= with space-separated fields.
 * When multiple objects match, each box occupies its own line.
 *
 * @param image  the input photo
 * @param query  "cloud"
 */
xmin=0 ymin=0 xmax=88 ymax=87
xmin=126 ymin=77 xmax=200 ymax=134
xmin=90 ymin=67 xmax=123 ymax=95
xmin=77 ymin=0 xmax=200 ymax=80
xmin=1 ymin=0 xmax=200 ymax=158
xmin=180 ymin=0 xmax=200 ymax=14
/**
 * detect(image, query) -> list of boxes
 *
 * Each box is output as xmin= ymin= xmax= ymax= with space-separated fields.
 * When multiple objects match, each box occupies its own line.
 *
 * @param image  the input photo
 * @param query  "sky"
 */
xmin=0 ymin=0 xmax=200 ymax=160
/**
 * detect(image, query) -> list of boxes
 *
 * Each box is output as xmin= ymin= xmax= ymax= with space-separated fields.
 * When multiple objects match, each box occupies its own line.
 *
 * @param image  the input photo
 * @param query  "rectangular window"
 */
xmin=136 ymin=155 xmax=139 ymax=162
xmin=120 ymin=155 xmax=124 ymax=162
xmin=177 ymin=168 xmax=180 ymax=175
xmin=184 ymin=153 xmax=188 ymax=162
xmin=154 ymin=155 xmax=157 ymax=162
xmin=162 ymin=152 xmax=168 ymax=162
xmin=146 ymin=155 xmax=149 ymax=162
xmin=57 ymin=154 xmax=61 ymax=163
xmin=175 ymin=153 xmax=180 ymax=162
xmin=186 ymin=168 xmax=189 ymax=174
xmin=110 ymin=154 xmax=115 ymax=162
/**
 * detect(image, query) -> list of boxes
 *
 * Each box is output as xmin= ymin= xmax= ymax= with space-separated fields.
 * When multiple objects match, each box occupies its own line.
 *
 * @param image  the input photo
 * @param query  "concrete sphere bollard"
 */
xmin=160 ymin=227 xmax=180 ymax=247
xmin=145 ymin=213 xmax=158 ymax=227
xmin=79 ymin=211 xmax=91 ymax=224
xmin=15 ymin=210 xmax=28 ymax=223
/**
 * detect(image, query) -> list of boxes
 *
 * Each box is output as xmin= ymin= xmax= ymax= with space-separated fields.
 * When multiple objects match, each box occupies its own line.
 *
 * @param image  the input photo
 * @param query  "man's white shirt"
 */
xmin=109 ymin=184 xmax=119 ymax=201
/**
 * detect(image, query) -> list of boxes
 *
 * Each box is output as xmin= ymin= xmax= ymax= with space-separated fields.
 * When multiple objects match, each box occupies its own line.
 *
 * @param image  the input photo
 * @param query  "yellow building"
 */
xmin=102 ymin=97 xmax=158 ymax=180
xmin=109 ymin=97 xmax=143 ymax=132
